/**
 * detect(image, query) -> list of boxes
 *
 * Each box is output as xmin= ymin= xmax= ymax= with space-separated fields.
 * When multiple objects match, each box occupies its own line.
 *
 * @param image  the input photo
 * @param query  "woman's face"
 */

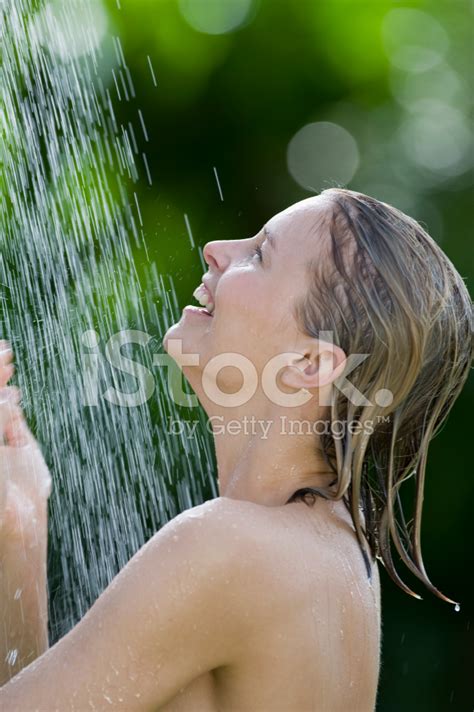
xmin=163 ymin=195 xmax=331 ymax=399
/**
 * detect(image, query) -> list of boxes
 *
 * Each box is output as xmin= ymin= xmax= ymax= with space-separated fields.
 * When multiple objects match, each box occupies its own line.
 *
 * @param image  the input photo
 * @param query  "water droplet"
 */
xmin=6 ymin=649 xmax=18 ymax=666
xmin=454 ymin=603 xmax=460 ymax=612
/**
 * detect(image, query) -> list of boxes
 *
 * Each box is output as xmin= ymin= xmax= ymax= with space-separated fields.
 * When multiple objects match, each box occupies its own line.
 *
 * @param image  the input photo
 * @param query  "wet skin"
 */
xmin=158 ymin=495 xmax=381 ymax=712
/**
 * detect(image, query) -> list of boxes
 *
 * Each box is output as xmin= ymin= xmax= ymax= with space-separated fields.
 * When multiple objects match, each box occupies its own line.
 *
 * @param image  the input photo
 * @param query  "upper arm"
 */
xmin=0 ymin=497 xmax=259 ymax=710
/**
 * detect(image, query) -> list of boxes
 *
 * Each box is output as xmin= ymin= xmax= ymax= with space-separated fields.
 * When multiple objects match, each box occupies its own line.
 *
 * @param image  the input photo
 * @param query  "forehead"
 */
xmin=265 ymin=195 xmax=332 ymax=254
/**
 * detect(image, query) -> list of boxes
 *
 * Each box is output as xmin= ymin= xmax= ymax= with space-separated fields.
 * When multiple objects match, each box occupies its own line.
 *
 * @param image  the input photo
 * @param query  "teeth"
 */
xmin=193 ymin=285 xmax=214 ymax=314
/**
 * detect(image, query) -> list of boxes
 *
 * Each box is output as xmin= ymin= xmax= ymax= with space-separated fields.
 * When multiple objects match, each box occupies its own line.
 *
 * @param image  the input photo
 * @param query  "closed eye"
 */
xmin=253 ymin=244 xmax=263 ymax=263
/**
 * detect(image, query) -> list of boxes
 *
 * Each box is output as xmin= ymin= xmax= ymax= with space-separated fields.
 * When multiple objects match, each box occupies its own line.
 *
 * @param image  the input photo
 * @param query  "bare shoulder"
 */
xmin=179 ymin=497 xmax=382 ymax=609
xmin=160 ymin=496 xmax=365 ymax=623
xmin=157 ymin=495 xmax=280 ymax=568
xmin=149 ymin=496 xmax=285 ymax=642
xmin=168 ymin=493 xmax=277 ymax=524
xmin=156 ymin=496 xmax=296 ymax=605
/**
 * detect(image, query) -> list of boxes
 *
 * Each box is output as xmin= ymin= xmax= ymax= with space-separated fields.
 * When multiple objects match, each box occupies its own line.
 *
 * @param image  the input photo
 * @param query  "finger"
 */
xmin=0 ymin=343 xmax=14 ymax=388
xmin=0 ymin=386 xmax=21 ymax=405
xmin=0 ymin=342 xmax=13 ymax=367
xmin=3 ymin=408 xmax=32 ymax=448
xmin=0 ymin=388 xmax=19 ymax=442
xmin=0 ymin=392 xmax=28 ymax=448
xmin=0 ymin=363 xmax=15 ymax=388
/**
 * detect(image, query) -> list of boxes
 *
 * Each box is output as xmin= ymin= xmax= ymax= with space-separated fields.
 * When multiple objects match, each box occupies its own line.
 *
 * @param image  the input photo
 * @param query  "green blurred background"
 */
xmin=8 ymin=0 xmax=474 ymax=709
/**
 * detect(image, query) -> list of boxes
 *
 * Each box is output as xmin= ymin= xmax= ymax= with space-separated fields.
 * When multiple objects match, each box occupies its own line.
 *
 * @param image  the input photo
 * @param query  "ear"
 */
xmin=280 ymin=339 xmax=347 ymax=392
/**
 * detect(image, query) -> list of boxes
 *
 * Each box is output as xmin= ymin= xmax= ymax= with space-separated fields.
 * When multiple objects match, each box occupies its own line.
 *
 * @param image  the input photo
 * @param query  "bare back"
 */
xmin=160 ymin=496 xmax=382 ymax=712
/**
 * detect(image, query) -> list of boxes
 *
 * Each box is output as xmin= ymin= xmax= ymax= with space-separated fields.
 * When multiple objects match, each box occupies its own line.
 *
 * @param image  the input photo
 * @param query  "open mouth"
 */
xmin=192 ymin=284 xmax=214 ymax=316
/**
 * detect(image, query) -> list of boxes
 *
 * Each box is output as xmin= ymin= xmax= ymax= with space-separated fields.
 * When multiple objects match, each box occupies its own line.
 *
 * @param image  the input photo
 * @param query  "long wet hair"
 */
xmin=287 ymin=188 xmax=473 ymax=604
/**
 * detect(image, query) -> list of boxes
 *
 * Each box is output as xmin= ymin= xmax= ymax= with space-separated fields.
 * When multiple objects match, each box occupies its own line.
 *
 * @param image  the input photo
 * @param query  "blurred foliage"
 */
xmin=2 ymin=0 xmax=473 ymax=709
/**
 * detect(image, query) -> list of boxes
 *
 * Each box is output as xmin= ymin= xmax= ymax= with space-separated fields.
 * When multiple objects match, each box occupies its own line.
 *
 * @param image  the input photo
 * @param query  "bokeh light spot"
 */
xmin=382 ymin=9 xmax=449 ymax=73
xmin=375 ymin=389 xmax=394 ymax=408
xmin=398 ymin=100 xmax=472 ymax=176
xmin=178 ymin=0 xmax=254 ymax=35
xmin=390 ymin=64 xmax=464 ymax=111
xmin=287 ymin=122 xmax=359 ymax=192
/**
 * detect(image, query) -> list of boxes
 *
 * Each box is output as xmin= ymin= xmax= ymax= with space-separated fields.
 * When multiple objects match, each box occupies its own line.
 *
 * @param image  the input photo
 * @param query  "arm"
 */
xmin=0 ymin=497 xmax=256 ymax=711
xmin=0 ymin=343 xmax=51 ymax=684
xmin=0 ymin=496 xmax=49 ymax=686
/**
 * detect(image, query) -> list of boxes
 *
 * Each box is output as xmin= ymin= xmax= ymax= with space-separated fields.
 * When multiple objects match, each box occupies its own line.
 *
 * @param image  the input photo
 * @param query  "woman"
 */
xmin=0 ymin=189 xmax=472 ymax=711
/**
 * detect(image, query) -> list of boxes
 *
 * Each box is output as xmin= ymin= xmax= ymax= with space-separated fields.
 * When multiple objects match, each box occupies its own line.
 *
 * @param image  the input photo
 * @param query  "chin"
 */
xmin=162 ymin=316 xmax=209 ymax=364
xmin=162 ymin=323 xmax=177 ymax=354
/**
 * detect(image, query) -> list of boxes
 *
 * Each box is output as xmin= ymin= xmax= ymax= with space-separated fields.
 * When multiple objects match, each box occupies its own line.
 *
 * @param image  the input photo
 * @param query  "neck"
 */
xmin=205 ymin=401 xmax=337 ymax=507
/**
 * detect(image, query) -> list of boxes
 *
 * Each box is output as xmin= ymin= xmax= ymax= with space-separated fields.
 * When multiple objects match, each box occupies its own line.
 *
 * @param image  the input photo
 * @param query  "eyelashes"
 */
xmin=253 ymin=244 xmax=263 ymax=262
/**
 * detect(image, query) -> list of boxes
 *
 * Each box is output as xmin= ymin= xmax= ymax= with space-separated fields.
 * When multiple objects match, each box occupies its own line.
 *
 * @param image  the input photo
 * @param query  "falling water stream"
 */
xmin=0 ymin=0 xmax=216 ymax=644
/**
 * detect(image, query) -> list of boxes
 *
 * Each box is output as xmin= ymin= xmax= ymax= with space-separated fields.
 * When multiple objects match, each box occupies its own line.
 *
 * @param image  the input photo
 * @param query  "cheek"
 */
xmin=215 ymin=271 xmax=291 ymax=352
xmin=208 ymin=272 xmax=268 ymax=357
xmin=217 ymin=269 xmax=265 ymax=318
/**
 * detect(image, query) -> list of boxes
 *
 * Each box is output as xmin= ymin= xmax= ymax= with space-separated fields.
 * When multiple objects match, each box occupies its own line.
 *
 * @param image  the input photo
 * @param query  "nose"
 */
xmin=203 ymin=240 xmax=229 ymax=271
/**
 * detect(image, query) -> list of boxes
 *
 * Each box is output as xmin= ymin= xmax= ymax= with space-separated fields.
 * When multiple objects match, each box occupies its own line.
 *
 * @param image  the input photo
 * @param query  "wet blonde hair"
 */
xmin=291 ymin=188 xmax=473 ymax=604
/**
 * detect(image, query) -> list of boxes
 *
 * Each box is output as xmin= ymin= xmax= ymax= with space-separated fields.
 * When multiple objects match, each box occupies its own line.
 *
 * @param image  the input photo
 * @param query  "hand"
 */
xmin=0 ymin=341 xmax=52 ymax=544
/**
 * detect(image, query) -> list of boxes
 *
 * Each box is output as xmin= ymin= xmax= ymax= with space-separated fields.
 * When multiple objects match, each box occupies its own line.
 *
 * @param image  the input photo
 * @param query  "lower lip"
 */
xmin=183 ymin=305 xmax=213 ymax=318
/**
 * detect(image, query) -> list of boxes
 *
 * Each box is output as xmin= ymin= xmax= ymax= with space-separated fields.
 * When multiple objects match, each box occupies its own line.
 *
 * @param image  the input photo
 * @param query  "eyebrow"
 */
xmin=263 ymin=226 xmax=277 ymax=252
